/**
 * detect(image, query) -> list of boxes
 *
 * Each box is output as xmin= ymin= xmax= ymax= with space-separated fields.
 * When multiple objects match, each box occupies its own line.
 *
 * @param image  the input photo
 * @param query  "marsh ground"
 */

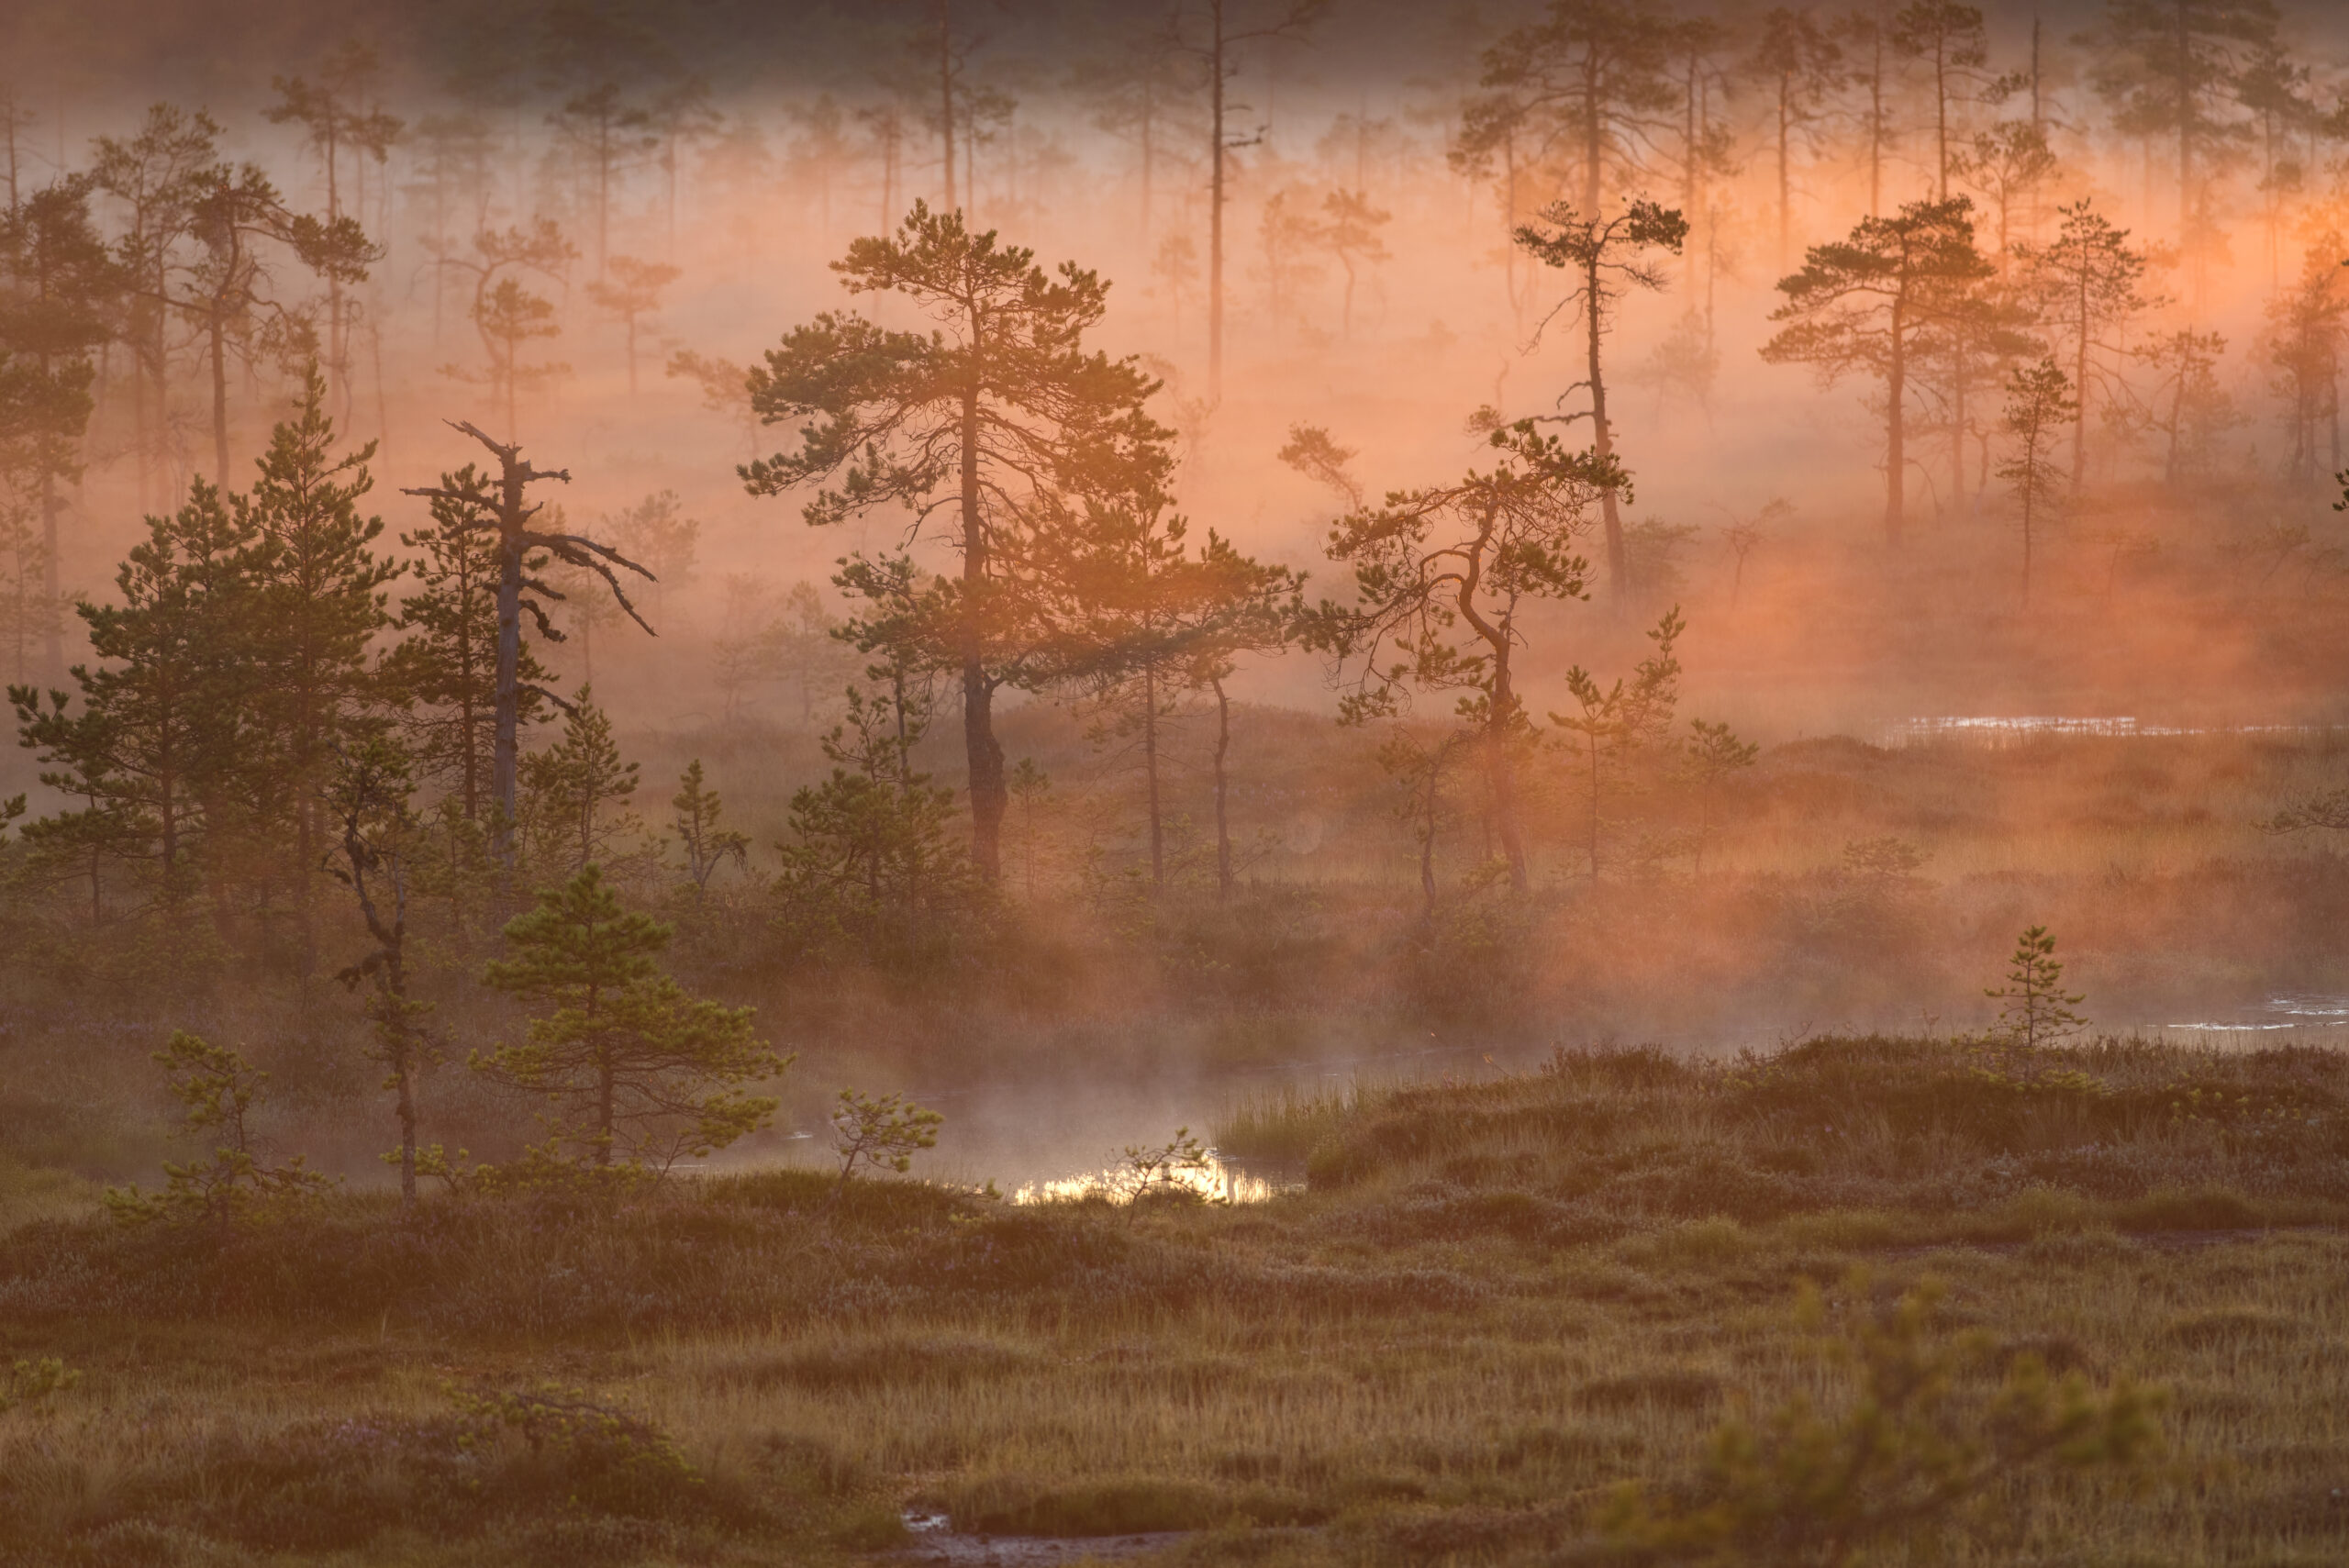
xmin=2 ymin=1036 xmax=2344 ymax=1566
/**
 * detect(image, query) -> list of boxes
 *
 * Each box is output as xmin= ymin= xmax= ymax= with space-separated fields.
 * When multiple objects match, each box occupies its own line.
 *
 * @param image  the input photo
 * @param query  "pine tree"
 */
xmin=743 ymin=202 xmax=1173 ymax=882
xmin=1985 ymin=923 xmax=2087 ymax=1046
xmin=2014 ymin=201 xmax=2155 ymax=495
xmin=401 ymin=422 xmax=653 ymax=868
xmin=1762 ymin=197 xmax=1994 ymax=544
xmin=1679 ymin=717 xmax=1758 ymax=876
xmin=1890 ymin=1 xmax=1990 ymax=200
xmin=671 ymin=759 xmax=749 ymax=900
xmin=0 ymin=172 xmax=115 ymax=683
xmin=1746 ymin=8 xmax=1843 ymax=266
xmin=1552 ymin=606 xmax=1684 ymax=884
xmin=1996 ymin=360 xmax=2076 ymax=605
xmin=584 ymin=255 xmax=678 ymax=395
xmin=1163 ymin=0 xmax=1329 ymax=400
xmin=477 ymin=864 xmax=784 ymax=1173
xmin=1514 ymin=198 xmax=1688 ymax=604
xmin=1308 ymin=421 xmax=1617 ymax=893
xmin=103 ymin=1032 xmax=331 ymax=1230
xmin=378 ymin=466 xmax=556 ymax=822
xmin=324 ymin=735 xmax=434 ymax=1206
xmin=519 ymin=691 xmax=643 ymax=878
xmin=244 ymin=365 xmax=400 ymax=949
xmin=11 ymin=478 xmax=262 ymax=917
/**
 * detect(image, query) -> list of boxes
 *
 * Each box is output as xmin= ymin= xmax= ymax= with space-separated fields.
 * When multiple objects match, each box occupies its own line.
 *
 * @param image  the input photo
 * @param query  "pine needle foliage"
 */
xmin=103 ymin=1033 xmax=332 ymax=1230
xmin=1985 ymin=923 xmax=2088 ymax=1047
xmin=476 ymin=865 xmax=786 ymax=1174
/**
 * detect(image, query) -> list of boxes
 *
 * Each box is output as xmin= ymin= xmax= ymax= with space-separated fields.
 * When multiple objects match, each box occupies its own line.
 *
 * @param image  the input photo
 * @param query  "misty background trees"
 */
xmin=2 ymin=0 xmax=2349 ymax=1124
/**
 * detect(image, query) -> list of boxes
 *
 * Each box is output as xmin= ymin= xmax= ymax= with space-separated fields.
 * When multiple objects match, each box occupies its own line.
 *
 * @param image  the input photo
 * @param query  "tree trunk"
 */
xmin=1586 ymin=250 xmax=1626 ymax=604
xmin=1488 ymin=661 xmax=1528 ymax=893
xmin=1143 ymin=661 xmax=1163 ymax=885
xmin=1208 ymin=0 xmax=1226 ymax=403
xmin=1212 ymin=674 xmax=1233 ymax=900
xmin=940 ymin=0 xmax=956 ymax=207
xmin=958 ymin=391 xmax=1004 ymax=880
xmin=209 ymin=307 xmax=230 ymax=484
xmin=1886 ymin=295 xmax=1907 ymax=545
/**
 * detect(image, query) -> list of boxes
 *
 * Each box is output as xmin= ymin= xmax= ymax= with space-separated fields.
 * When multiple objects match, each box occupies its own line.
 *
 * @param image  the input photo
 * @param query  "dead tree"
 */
xmin=402 ymin=421 xmax=654 ymax=865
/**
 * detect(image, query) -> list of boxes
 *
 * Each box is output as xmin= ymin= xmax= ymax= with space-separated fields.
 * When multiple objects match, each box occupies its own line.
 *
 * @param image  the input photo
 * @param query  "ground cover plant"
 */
xmin=0 ymin=1034 xmax=2344 ymax=1565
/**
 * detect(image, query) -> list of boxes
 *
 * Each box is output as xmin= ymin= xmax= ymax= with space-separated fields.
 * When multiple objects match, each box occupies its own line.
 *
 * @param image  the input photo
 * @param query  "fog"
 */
xmin=7 ymin=0 xmax=2349 ymax=1188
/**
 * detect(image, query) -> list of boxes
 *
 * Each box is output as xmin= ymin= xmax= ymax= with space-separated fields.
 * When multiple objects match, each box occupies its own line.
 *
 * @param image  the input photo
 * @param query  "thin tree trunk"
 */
xmin=1887 ymin=296 xmax=1907 ymax=544
xmin=959 ymin=390 xmax=1003 ymax=880
xmin=1142 ymin=662 xmax=1163 ymax=884
xmin=1208 ymin=0 xmax=1226 ymax=403
xmin=1586 ymin=249 xmax=1626 ymax=603
xmin=1212 ymin=674 xmax=1232 ymax=900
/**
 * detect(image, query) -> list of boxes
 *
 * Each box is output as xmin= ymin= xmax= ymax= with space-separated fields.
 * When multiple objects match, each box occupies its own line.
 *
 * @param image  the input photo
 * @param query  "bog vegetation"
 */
xmin=4 ymin=0 xmax=2349 ymax=1562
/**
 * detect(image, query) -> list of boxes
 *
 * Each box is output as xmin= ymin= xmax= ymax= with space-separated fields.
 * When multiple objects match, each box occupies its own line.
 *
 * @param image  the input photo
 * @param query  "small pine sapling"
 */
xmin=829 ymin=1088 xmax=943 ymax=1185
xmin=0 ymin=1356 xmax=79 ymax=1414
xmin=1679 ymin=717 xmax=1759 ymax=876
xmin=1996 ymin=358 xmax=2076 ymax=605
xmin=476 ymin=865 xmax=789 ymax=1176
xmin=672 ymin=759 xmax=750 ymax=900
xmin=105 ymin=1033 xmax=333 ymax=1230
xmin=1986 ymin=923 xmax=2088 ymax=1047
xmin=1109 ymin=1127 xmax=1213 ymax=1213
xmin=1008 ymin=758 xmax=1052 ymax=900
xmin=1601 ymin=1273 xmax=2162 ymax=1560
xmin=325 ymin=737 xmax=439 ymax=1207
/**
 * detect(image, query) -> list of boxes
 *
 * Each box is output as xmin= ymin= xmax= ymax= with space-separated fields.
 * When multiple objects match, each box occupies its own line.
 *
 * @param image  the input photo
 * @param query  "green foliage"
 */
xmin=377 ymin=463 xmax=555 ymax=821
xmin=477 ymin=865 xmax=787 ymax=1173
xmin=1601 ymin=1274 xmax=2163 ymax=1564
xmin=1986 ymin=924 xmax=2088 ymax=1047
xmin=1552 ymin=606 xmax=1685 ymax=882
xmin=772 ymin=624 xmax=980 ymax=964
xmin=448 ymin=1383 xmax=703 ymax=1517
xmin=670 ymin=758 xmax=749 ymax=898
xmin=0 ymin=1355 xmax=80 ymax=1414
xmin=519 ymin=690 xmax=644 ymax=878
xmin=1108 ymin=1127 xmax=1212 ymax=1207
xmin=104 ymin=1032 xmax=332 ymax=1229
xmin=829 ymin=1088 xmax=943 ymax=1183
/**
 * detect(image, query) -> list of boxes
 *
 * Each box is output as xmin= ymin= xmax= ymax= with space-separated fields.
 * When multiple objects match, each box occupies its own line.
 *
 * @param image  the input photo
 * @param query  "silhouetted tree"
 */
xmin=325 ymin=734 xmax=433 ymax=1205
xmin=1762 ymin=196 xmax=1992 ymax=543
xmin=431 ymin=219 xmax=578 ymax=439
xmin=1308 ymin=421 xmax=1616 ymax=893
xmin=1515 ymin=198 xmax=1688 ymax=604
xmin=379 ymin=467 xmax=556 ymax=823
xmin=1165 ymin=0 xmax=1330 ymax=401
xmin=743 ymin=204 xmax=1172 ymax=882
xmin=402 ymin=423 xmax=652 ymax=867
xmin=264 ymin=42 xmax=402 ymax=412
xmin=2085 ymin=0 xmax=2278 ymax=254
xmin=1478 ymin=0 xmax=1679 ymax=217
xmin=1996 ymin=359 xmax=2075 ymax=604
xmin=0 ymin=173 xmax=114 ymax=681
xmin=478 ymin=863 xmax=782 ymax=1174
xmin=1891 ymin=1 xmax=1989 ymax=199
xmin=585 ymin=255 xmax=679 ymax=396
xmin=2014 ymin=199 xmax=2155 ymax=494
xmin=1748 ymin=8 xmax=1842 ymax=266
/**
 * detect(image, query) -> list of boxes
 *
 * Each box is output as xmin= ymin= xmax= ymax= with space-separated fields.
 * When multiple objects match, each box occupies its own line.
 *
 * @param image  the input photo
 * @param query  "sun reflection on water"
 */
xmin=1009 ymin=1152 xmax=1286 ymax=1207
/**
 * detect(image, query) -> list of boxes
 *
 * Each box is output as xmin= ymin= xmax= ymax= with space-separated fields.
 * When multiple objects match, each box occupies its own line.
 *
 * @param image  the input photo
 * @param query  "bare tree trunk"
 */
xmin=1143 ymin=661 xmax=1163 ymax=885
xmin=1586 ymin=250 xmax=1626 ymax=603
xmin=1887 ymin=298 xmax=1907 ymax=544
xmin=1212 ymin=673 xmax=1233 ymax=900
xmin=1208 ymin=0 xmax=1227 ymax=403
xmin=959 ymin=391 xmax=1003 ymax=880
xmin=210 ymin=307 xmax=230 ymax=483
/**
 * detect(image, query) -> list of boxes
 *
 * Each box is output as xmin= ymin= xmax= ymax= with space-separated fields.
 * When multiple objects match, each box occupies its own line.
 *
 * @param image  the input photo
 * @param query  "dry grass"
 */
xmin=0 ymin=1037 xmax=2344 ymax=1564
